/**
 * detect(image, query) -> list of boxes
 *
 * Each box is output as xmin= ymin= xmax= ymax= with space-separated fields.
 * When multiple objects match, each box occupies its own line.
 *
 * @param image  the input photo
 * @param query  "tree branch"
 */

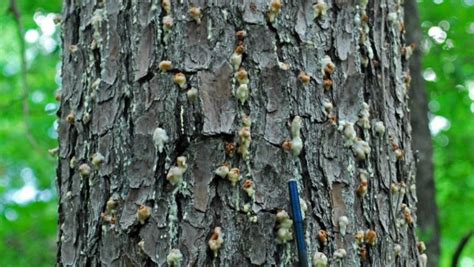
xmin=8 ymin=0 xmax=40 ymax=150
xmin=451 ymin=230 xmax=473 ymax=267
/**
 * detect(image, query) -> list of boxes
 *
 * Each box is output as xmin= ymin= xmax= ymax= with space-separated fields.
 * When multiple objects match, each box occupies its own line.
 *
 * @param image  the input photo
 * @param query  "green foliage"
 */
xmin=419 ymin=0 xmax=474 ymax=266
xmin=0 ymin=202 xmax=57 ymax=267
xmin=0 ymin=1 xmax=61 ymax=266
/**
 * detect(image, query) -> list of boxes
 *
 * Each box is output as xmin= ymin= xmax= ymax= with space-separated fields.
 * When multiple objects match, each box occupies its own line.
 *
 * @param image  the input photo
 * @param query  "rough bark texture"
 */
xmin=57 ymin=0 xmax=423 ymax=266
xmin=405 ymin=0 xmax=440 ymax=265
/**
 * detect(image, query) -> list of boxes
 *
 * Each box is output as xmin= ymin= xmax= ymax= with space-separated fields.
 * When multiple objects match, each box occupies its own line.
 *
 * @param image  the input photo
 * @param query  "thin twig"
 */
xmin=8 ymin=0 xmax=40 ymax=150
xmin=452 ymin=230 xmax=473 ymax=267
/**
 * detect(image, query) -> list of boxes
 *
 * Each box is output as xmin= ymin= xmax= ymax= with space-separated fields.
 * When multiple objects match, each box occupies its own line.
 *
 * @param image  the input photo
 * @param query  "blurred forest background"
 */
xmin=0 ymin=1 xmax=473 ymax=266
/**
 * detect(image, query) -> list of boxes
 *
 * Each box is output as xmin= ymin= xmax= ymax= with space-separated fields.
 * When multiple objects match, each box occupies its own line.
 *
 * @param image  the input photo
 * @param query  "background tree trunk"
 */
xmin=405 ymin=0 xmax=440 ymax=265
xmin=57 ymin=0 xmax=422 ymax=266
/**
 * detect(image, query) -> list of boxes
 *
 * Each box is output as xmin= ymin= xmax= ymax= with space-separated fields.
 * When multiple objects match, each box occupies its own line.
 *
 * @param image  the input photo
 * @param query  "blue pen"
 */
xmin=288 ymin=179 xmax=308 ymax=267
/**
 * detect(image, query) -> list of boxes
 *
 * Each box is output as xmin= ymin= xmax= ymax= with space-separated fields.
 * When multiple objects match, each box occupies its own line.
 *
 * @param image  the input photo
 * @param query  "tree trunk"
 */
xmin=404 ymin=0 xmax=440 ymax=266
xmin=57 ymin=0 xmax=423 ymax=266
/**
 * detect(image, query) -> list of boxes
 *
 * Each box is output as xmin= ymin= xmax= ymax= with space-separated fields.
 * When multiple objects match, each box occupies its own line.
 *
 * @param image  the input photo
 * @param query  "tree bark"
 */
xmin=57 ymin=0 xmax=423 ymax=266
xmin=405 ymin=0 xmax=440 ymax=265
